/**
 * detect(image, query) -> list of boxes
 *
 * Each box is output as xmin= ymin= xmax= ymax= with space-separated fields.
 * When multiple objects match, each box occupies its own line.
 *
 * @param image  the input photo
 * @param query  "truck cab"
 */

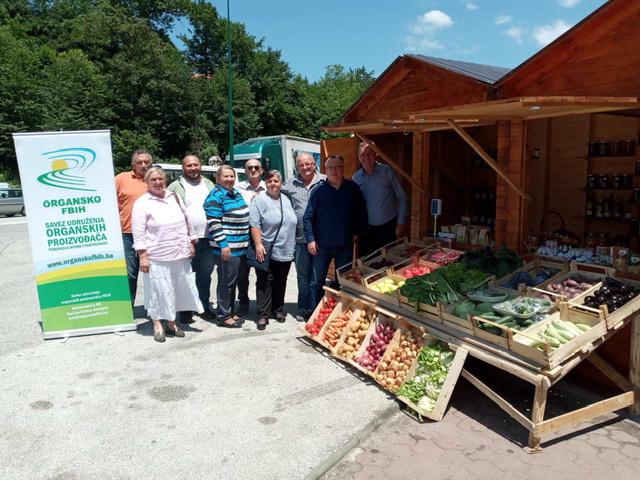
xmin=230 ymin=135 xmax=320 ymax=181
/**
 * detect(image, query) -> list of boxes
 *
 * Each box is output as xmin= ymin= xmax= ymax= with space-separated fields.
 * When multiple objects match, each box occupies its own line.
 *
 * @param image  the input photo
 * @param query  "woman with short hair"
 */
xmin=132 ymin=166 xmax=203 ymax=342
xmin=249 ymin=170 xmax=297 ymax=330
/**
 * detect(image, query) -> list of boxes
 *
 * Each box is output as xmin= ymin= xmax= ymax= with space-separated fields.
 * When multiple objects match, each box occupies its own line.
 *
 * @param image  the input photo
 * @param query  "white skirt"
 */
xmin=143 ymin=258 xmax=204 ymax=320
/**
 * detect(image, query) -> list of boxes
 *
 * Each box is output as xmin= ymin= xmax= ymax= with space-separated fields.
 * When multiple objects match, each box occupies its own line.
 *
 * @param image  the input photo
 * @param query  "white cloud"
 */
xmin=505 ymin=26 xmax=524 ymax=44
xmin=533 ymin=19 xmax=572 ymax=46
xmin=405 ymin=9 xmax=454 ymax=52
xmin=558 ymin=0 xmax=580 ymax=7
xmin=417 ymin=10 xmax=454 ymax=30
xmin=465 ymin=2 xmax=479 ymax=11
xmin=495 ymin=15 xmax=512 ymax=25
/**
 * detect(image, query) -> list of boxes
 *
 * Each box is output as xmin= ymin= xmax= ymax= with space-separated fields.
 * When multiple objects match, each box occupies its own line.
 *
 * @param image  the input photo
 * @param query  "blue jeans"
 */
xmin=295 ymin=243 xmax=313 ymax=316
xmin=191 ymin=238 xmax=214 ymax=311
xmin=214 ymin=254 xmax=245 ymax=321
xmin=122 ymin=233 xmax=139 ymax=304
xmin=309 ymin=245 xmax=352 ymax=311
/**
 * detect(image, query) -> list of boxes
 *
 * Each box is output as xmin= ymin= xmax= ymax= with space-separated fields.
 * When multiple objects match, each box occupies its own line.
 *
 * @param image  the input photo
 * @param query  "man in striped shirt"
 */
xmin=203 ymin=165 xmax=250 ymax=328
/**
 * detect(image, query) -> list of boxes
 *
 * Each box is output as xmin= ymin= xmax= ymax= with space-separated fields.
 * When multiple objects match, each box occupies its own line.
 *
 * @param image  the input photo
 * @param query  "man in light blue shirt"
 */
xmin=352 ymin=141 xmax=409 ymax=256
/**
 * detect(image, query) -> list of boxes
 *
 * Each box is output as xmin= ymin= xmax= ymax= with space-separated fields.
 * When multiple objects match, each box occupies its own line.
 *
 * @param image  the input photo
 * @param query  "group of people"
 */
xmin=115 ymin=142 xmax=408 ymax=343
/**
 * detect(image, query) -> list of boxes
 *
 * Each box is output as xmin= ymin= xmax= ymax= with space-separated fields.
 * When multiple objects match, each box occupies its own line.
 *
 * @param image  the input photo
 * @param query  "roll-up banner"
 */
xmin=13 ymin=130 xmax=135 ymax=339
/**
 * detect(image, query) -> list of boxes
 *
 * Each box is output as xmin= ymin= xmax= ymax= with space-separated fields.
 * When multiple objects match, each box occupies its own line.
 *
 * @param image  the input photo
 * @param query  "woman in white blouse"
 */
xmin=132 ymin=167 xmax=203 ymax=342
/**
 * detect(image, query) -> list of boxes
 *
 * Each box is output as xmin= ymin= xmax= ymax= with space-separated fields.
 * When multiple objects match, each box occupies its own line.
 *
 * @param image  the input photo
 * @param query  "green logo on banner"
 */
xmin=36 ymin=148 xmax=97 ymax=192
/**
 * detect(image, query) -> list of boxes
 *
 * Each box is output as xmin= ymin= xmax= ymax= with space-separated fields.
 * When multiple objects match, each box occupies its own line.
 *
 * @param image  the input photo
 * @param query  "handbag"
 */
xmin=247 ymin=195 xmax=283 ymax=272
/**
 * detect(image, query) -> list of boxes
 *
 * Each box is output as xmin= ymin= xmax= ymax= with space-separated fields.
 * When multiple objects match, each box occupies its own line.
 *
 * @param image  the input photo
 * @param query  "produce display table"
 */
xmin=340 ymin=287 xmax=640 ymax=451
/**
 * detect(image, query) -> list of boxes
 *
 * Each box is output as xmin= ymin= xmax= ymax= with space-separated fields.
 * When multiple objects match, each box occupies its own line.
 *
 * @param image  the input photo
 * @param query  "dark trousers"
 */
xmin=122 ymin=233 xmax=139 ymax=304
xmin=359 ymin=217 xmax=397 ymax=257
xmin=237 ymin=261 xmax=251 ymax=304
xmin=191 ymin=238 xmax=214 ymax=311
xmin=256 ymin=259 xmax=292 ymax=320
xmin=309 ymin=245 xmax=352 ymax=311
xmin=294 ymin=243 xmax=313 ymax=316
xmin=215 ymin=254 xmax=245 ymax=321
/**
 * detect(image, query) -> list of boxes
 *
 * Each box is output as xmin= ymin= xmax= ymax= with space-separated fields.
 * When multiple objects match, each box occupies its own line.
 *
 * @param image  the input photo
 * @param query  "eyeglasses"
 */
xmin=246 ymin=166 xmax=261 ymax=171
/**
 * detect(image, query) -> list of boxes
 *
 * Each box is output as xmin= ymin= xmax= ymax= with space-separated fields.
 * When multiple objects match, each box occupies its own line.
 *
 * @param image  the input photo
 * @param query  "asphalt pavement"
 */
xmin=0 ymin=221 xmax=396 ymax=480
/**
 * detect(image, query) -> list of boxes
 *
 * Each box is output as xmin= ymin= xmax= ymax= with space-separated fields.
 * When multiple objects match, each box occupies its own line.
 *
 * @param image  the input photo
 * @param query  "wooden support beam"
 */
xmin=411 ymin=132 xmax=425 ymax=241
xmin=356 ymin=133 xmax=426 ymax=194
xmin=447 ymin=119 xmax=532 ymax=202
xmin=630 ymin=315 xmax=640 ymax=415
xmin=461 ymin=369 xmax=534 ymax=431
xmin=588 ymin=352 xmax=633 ymax=392
xmin=528 ymin=376 xmax=550 ymax=450
xmin=535 ymin=391 xmax=634 ymax=437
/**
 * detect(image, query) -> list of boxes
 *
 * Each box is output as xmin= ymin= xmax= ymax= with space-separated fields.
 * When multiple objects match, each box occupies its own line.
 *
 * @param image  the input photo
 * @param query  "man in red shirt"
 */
xmin=115 ymin=149 xmax=152 ymax=304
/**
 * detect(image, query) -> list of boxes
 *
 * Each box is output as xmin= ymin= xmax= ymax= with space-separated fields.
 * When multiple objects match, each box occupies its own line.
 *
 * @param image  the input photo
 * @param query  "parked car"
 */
xmin=0 ymin=188 xmax=25 ymax=217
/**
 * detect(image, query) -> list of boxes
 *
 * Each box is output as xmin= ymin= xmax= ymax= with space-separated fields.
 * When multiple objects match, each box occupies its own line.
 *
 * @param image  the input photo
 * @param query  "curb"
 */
xmin=305 ymin=402 xmax=400 ymax=480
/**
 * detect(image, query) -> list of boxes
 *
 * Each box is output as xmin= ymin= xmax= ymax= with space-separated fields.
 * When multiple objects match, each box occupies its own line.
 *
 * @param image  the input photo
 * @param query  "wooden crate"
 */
xmin=496 ymin=257 xmax=567 ymax=290
xmin=301 ymin=294 xmax=351 ymax=348
xmin=441 ymin=287 xmax=519 ymax=333
xmin=371 ymin=319 xmax=426 ymax=392
xmin=536 ymin=261 xmax=608 ymax=299
xmin=361 ymin=246 xmax=405 ymax=272
xmin=420 ymin=247 xmax=464 ymax=266
xmin=335 ymin=259 xmax=375 ymax=293
xmin=510 ymin=305 xmax=607 ymax=369
xmin=396 ymin=338 xmax=469 ymax=422
xmin=317 ymin=303 xmax=360 ymax=354
xmin=387 ymin=238 xmax=435 ymax=259
xmin=362 ymin=269 xmax=404 ymax=306
xmin=333 ymin=304 xmax=376 ymax=361
xmin=392 ymin=258 xmax=442 ymax=279
xmin=347 ymin=311 xmax=402 ymax=376
xmin=567 ymin=275 xmax=640 ymax=330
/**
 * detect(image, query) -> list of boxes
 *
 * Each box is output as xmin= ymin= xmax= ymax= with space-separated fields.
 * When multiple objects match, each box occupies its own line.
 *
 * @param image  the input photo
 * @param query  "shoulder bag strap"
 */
xmin=266 ymin=195 xmax=284 ymax=257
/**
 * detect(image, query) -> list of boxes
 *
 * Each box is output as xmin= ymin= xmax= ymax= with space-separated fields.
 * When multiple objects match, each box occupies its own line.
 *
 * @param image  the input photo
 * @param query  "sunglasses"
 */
xmin=246 ymin=165 xmax=261 ymax=171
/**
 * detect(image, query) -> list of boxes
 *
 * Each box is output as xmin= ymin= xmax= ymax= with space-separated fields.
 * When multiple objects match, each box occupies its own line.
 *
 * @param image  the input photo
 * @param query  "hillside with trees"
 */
xmin=0 ymin=0 xmax=375 ymax=182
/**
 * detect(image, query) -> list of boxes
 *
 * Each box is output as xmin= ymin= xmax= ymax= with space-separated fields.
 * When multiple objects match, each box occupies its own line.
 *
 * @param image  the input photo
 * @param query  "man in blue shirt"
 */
xmin=303 ymin=155 xmax=367 ymax=311
xmin=352 ymin=141 xmax=409 ymax=256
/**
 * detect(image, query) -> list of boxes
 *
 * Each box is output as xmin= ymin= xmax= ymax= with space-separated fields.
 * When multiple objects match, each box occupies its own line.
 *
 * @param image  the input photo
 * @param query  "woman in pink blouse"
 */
xmin=132 ymin=166 xmax=204 ymax=342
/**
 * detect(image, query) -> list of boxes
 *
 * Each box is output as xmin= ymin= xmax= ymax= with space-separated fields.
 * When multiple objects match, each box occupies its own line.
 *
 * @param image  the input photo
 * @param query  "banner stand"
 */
xmin=13 ymin=130 xmax=136 ymax=339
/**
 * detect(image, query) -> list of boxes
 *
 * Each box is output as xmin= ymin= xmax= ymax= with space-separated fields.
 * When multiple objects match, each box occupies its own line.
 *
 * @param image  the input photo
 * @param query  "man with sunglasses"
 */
xmin=236 ymin=158 xmax=266 ymax=314
xmin=303 ymin=155 xmax=367 ymax=312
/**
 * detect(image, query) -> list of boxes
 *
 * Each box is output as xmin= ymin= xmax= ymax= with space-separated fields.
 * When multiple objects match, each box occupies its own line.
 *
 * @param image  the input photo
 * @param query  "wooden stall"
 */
xmin=318 ymin=0 xmax=640 ymax=449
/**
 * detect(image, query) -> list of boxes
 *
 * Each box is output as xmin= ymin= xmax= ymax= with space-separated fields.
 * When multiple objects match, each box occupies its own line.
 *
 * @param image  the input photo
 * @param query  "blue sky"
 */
xmin=176 ymin=0 xmax=607 ymax=81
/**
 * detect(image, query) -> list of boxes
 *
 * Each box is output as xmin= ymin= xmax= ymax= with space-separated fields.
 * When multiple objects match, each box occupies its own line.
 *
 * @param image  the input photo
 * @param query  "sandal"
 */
xmin=217 ymin=318 xmax=242 ymax=328
xmin=154 ymin=330 xmax=166 ymax=343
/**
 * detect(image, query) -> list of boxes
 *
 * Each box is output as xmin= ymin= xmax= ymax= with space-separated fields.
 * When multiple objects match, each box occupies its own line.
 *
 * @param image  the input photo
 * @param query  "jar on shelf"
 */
xmin=597 ymin=140 xmax=610 ymax=156
xmin=613 ymin=140 xmax=625 ymax=156
xmin=624 ymin=139 xmax=636 ymax=156
xmin=598 ymin=173 xmax=609 ymax=189
xmin=587 ymin=174 xmax=597 ymax=189
xmin=612 ymin=173 xmax=622 ymax=189
xmin=623 ymin=173 xmax=633 ymax=189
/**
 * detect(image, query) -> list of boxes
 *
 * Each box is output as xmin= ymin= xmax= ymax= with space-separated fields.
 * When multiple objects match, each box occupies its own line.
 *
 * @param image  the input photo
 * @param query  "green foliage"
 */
xmin=0 ymin=0 xmax=375 ymax=183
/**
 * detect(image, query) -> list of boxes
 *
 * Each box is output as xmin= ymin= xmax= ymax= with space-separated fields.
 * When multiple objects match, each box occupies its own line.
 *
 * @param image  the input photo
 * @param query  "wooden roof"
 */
xmin=334 ymin=55 xmax=505 ymax=127
xmin=326 ymin=0 xmax=640 ymax=134
xmin=497 ymin=0 xmax=640 ymax=97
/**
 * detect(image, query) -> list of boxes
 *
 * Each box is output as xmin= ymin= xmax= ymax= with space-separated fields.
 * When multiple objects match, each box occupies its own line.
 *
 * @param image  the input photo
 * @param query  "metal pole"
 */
xmin=226 ymin=0 xmax=234 ymax=163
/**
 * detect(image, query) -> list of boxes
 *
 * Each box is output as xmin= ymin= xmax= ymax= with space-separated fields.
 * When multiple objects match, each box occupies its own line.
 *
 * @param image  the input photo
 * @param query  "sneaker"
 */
xmin=295 ymin=314 xmax=306 ymax=323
